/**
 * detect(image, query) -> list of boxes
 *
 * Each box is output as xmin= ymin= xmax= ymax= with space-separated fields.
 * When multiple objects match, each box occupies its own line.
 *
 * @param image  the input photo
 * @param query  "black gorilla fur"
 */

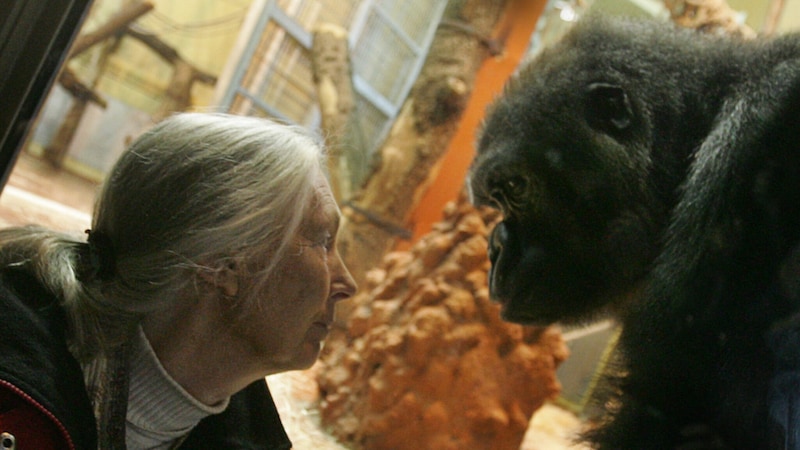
xmin=469 ymin=15 xmax=800 ymax=449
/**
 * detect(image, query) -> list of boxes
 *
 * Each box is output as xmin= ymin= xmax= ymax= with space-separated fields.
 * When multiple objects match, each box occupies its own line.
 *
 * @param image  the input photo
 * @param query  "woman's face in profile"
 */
xmin=234 ymin=169 xmax=357 ymax=372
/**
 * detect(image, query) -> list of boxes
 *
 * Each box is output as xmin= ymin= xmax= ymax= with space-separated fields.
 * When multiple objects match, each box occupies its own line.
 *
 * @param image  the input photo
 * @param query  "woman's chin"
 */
xmin=293 ymin=340 xmax=323 ymax=370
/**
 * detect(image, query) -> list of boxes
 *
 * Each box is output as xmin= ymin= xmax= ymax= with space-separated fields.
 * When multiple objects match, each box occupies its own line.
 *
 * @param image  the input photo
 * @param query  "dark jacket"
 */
xmin=0 ymin=269 xmax=292 ymax=449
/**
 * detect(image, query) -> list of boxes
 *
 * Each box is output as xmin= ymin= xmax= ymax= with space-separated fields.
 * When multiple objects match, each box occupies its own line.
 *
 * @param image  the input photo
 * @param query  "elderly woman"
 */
xmin=0 ymin=113 xmax=357 ymax=449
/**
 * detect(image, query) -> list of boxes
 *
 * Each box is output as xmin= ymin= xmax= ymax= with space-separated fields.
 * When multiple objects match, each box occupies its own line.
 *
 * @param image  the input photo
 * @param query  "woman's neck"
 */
xmin=140 ymin=295 xmax=270 ymax=405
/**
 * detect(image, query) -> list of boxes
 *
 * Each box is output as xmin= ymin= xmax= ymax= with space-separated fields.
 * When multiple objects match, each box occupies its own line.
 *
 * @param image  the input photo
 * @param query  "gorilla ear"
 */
xmin=585 ymin=82 xmax=633 ymax=133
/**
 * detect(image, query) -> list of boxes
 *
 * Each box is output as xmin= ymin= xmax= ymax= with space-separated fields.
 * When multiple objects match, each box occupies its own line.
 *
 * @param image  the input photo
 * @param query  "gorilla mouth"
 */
xmin=488 ymin=221 xmax=515 ymax=303
xmin=487 ymin=216 xmax=618 ymax=326
xmin=487 ymin=220 xmax=549 ymax=322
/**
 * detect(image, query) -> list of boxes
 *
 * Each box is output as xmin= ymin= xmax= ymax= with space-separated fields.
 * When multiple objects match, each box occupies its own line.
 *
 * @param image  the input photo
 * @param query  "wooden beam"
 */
xmin=69 ymin=1 xmax=153 ymax=57
xmin=58 ymin=67 xmax=107 ymax=108
xmin=311 ymin=23 xmax=356 ymax=203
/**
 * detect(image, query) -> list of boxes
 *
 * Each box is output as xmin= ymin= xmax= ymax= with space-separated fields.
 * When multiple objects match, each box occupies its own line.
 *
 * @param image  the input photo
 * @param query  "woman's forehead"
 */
xmin=303 ymin=173 xmax=340 ymax=227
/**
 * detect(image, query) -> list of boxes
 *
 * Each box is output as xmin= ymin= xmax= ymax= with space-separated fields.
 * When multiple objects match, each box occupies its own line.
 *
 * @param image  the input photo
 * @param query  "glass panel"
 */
xmin=277 ymin=0 xmax=360 ymax=29
xmin=230 ymin=21 xmax=317 ymax=125
xmin=375 ymin=0 xmax=439 ymax=45
xmin=348 ymin=94 xmax=389 ymax=185
xmin=352 ymin=11 xmax=415 ymax=104
xmin=258 ymin=36 xmax=315 ymax=123
xmin=231 ymin=94 xmax=270 ymax=118
xmin=231 ymin=21 xmax=284 ymax=114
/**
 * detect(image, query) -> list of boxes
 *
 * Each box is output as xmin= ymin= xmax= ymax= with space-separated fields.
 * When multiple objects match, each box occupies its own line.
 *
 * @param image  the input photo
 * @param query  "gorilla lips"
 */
xmin=487 ymin=220 xmax=548 ymax=323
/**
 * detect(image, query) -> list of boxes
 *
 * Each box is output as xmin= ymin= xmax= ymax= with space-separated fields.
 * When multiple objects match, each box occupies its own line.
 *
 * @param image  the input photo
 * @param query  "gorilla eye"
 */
xmin=506 ymin=177 xmax=526 ymax=196
xmin=585 ymin=82 xmax=633 ymax=133
xmin=489 ymin=175 xmax=527 ymax=213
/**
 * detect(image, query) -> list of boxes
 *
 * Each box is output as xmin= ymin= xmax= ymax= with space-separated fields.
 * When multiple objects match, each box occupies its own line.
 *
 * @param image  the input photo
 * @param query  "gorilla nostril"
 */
xmin=488 ymin=222 xmax=508 ymax=264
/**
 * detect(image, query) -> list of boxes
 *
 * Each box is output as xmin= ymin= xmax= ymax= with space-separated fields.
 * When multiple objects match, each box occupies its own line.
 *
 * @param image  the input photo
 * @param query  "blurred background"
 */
xmin=1 ymin=0 xmax=797 ymax=448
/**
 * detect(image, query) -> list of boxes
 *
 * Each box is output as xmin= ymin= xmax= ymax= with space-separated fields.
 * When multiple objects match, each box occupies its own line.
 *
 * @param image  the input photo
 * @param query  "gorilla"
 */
xmin=468 ymin=14 xmax=800 ymax=449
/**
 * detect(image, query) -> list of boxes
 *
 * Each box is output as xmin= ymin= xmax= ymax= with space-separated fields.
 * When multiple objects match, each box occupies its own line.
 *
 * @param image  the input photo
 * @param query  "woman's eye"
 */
xmin=306 ymin=231 xmax=332 ymax=251
xmin=317 ymin=233 xmax=333 ymax=250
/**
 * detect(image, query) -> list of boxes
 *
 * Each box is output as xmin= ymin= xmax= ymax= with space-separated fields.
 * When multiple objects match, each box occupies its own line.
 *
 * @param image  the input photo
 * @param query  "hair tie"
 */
xmin=79 ymin=229 xmax=117 ymax=282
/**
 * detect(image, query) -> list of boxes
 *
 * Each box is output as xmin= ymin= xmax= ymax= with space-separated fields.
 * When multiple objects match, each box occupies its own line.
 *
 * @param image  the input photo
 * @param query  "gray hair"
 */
xmin=0 ymin=113 xmax=325 ymax=361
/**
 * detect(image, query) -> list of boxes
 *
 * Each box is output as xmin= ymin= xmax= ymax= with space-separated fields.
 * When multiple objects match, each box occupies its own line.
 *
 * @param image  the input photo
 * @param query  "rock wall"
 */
xmin=318 ymin=193 xmax=569 ymax=450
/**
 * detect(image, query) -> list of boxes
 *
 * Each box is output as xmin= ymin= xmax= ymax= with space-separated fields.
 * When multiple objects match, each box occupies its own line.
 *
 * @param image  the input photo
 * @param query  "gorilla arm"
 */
xmin=642 ymin=57 xmax=800 ymax=323
xmin=610 ymin=58 xmax=800 ymax=450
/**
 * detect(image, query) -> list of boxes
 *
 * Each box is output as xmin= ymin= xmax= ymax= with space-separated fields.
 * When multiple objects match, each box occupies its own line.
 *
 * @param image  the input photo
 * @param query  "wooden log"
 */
xmin=125 ymin=27 xmax=181 ymax=64
xmin=154 ymin=60 xmax=196 ymax=120
xmin=45 ymin=37 xmax=120 ymax=167
xmin=58 ymin=67 xmax=107 ymax=108
xmin=43 ymin=99 xmax=89 ymax=168
xmin=761 ymin=0 xmax=786 ymax=36
xmin=336 ymin=0 xmax=511 ymax=298
xmin=69 ymin=1 xmax=153 ymax=57
xmin=663 ymin=0 xmax=755 ymax=38
xmin=124 ymin=27 xmax=217 ymax=119
xmin=310 ymin=23 xmax=356 ymax=203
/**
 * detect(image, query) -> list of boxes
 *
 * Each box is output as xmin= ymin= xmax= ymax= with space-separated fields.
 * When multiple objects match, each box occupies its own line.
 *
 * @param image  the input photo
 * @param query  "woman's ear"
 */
xmin=198 ymin=263 xmax=239 ymax=297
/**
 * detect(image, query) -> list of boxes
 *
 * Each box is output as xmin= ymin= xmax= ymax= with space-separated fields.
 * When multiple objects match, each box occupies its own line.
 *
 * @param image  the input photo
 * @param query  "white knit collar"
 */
xmin=125 ymin=326 xmax=230 ymax=449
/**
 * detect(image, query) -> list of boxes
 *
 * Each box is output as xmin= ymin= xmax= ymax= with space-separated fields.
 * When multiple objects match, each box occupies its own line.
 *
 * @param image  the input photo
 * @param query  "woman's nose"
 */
xmin=331 ymin=251 xmax=357 ymax=301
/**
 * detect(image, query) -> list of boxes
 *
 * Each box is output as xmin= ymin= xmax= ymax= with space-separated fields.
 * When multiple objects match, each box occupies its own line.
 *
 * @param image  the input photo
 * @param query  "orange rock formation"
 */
xmin=318 ymin=193 xmax=569 ymax=450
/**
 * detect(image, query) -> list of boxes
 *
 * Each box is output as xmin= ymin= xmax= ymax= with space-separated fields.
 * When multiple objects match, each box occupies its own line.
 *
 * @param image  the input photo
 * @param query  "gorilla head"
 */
xmin=468 ymin=16 xmax=720 ymax=326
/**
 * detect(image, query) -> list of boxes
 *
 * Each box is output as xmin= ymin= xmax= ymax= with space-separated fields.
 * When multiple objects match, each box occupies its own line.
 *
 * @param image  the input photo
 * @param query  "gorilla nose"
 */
xmin=489 ymin=221 xmax=508 ymax=265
